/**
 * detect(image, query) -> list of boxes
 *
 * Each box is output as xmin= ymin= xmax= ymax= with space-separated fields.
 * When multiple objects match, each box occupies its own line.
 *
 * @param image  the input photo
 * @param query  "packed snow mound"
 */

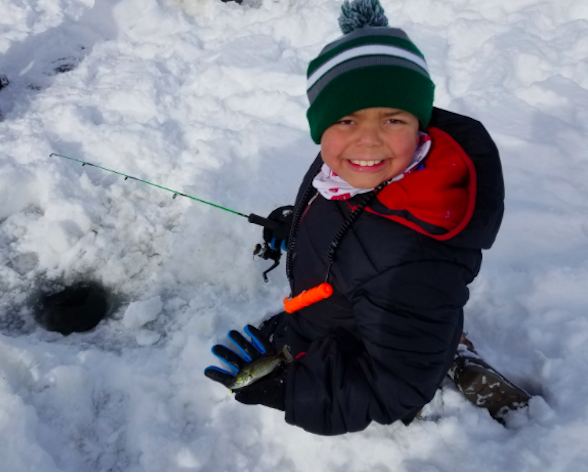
xmin=1 ymin=0 xmax=588 ymax=471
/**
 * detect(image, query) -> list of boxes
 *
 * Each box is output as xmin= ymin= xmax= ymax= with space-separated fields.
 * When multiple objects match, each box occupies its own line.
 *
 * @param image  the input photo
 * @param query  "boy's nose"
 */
xmin=356 ymin=124 xmax=383 ymax=147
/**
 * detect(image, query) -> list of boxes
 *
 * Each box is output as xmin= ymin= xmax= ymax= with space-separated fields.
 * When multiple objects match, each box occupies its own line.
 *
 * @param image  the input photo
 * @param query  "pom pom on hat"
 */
xmin=338 ymin=0 xmax=389 ymax=34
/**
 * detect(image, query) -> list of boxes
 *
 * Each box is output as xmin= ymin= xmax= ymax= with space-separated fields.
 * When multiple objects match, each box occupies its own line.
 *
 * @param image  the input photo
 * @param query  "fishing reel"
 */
xmin=252 ymin=206 xmax=293 ymax=283
xmin=253 ymin=242 xmax=282 ymax=283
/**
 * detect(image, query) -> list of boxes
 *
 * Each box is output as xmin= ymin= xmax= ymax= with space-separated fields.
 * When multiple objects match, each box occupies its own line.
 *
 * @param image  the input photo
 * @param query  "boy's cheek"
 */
xmin=321 ymin=151 xmax=343 ymax=174
xmin=320 ymin=142 xmax=340 ymax=168
xmin=320 ymin=126 xmax=345 ymax=151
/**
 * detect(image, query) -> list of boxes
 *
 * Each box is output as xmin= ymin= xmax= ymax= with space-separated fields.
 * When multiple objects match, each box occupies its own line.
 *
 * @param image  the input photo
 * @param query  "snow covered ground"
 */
xmin=1 ymin=0 xmax=588 ymax=470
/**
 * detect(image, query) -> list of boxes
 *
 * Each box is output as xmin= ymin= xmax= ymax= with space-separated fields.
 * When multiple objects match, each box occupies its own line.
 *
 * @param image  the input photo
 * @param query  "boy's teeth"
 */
xmin=350 ymin=160 xmax=382 ymax=167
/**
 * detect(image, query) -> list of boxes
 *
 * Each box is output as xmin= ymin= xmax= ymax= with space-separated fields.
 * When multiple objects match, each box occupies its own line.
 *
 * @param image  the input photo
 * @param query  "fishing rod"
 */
xmin=51 ymin=153 xmax=280 ymax=229
xmin=51 ymin=153 xmax=283 ymax=281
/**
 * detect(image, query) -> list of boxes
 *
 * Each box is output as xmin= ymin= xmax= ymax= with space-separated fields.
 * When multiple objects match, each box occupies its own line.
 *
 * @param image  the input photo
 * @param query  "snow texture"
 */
xmin=339 ymin=0 xmax=389 ymax=34
xmin=1 ymin=0 xmax=588 ymax=471
xmin=122 ymin=296 xmax=163 ymax=330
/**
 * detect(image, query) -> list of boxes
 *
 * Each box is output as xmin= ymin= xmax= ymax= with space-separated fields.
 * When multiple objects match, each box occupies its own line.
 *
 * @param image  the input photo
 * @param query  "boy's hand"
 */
xmin=263 ymin=206 xmax=294 ymax=252
xmin=233 ymin=364 xmax=286 ymax=411
xmin=204 ymin=325 xmax=286 ymax=411
xmin=204 ymin=325 xmax=273 ymax=387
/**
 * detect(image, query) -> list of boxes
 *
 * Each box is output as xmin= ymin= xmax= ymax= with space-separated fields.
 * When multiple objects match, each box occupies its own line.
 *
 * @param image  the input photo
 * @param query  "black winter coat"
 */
xmin=268 ymin=108 xmax=504 ymax=435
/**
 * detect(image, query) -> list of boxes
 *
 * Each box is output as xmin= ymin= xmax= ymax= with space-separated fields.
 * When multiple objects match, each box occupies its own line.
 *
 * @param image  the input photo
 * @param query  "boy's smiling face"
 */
xmin=320 ymin=107 xmax=420 ymax=189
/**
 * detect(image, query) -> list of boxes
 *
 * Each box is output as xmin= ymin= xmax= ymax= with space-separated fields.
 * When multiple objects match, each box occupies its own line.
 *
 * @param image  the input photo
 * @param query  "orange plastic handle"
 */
xmin=283 ymin=283 xmax=333 ymax=313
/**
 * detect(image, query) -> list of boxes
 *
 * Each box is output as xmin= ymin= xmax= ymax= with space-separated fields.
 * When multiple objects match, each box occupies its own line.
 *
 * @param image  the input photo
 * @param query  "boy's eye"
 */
xmin=387 ymin=119 xmax=404 ymax=124
xmin=337 ymin=119 xmax=354 ymax=125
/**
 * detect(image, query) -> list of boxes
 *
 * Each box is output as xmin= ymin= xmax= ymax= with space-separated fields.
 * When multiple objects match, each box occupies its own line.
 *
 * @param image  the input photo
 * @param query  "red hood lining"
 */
xmin=365 ymin=127 xmax=477 ymax=241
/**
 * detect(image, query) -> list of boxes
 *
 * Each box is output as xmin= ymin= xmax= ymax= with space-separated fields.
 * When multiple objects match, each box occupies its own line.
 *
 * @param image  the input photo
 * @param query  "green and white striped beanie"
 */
xmin=307 ymin=0 xmax=435 ymax=144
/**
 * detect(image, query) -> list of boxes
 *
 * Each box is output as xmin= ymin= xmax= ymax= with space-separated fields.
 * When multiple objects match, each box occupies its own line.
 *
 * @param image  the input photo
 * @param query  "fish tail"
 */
xmin=280 ymin=345 xmax=293 ymax=363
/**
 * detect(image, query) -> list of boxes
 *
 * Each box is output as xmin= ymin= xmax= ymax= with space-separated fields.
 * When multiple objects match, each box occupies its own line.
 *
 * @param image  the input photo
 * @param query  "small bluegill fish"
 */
xmin=229 ymin=345 xmax=293 ymax=390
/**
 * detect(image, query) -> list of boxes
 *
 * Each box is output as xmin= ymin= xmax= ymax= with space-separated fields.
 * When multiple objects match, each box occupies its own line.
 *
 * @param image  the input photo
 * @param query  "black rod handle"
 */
xmin=247 ymin=213 xmax=282 ymax=230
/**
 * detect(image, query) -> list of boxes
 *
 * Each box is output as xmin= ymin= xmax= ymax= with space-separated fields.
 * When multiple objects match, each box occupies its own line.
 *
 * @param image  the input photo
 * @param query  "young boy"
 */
xmin=205 ymin=0 xmax=530 ymax=434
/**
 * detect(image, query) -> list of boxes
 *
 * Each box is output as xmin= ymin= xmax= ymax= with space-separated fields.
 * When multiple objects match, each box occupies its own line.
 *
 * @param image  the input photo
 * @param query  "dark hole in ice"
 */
xmin=35 ymin=282 xmax=108 ymax=335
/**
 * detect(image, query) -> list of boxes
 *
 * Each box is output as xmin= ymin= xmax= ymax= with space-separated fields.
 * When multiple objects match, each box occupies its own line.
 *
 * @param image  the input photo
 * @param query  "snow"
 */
xmin=122 ymin=296 xmax=163 ymax=330
xmin=1 ymin=0 xmax=588 ymax=470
